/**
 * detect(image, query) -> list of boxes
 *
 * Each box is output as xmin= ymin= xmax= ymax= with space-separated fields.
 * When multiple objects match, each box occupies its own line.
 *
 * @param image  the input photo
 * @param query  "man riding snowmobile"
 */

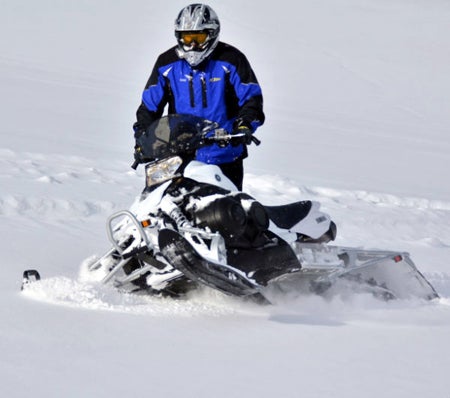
xmin=132 ymin=3 xmax=265 ymax=190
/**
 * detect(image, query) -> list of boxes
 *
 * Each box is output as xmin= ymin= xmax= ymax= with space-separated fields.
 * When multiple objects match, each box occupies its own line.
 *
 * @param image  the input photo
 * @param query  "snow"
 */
xmin=1 ymin=0 xmax=450 ymax=397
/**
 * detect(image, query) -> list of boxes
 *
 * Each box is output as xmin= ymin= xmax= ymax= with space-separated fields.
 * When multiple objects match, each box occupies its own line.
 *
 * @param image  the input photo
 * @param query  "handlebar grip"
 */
xmin=131 ymin=160 xmax=139 ymax=170
xmin=251 ymin=135 xmax=261 ymax=146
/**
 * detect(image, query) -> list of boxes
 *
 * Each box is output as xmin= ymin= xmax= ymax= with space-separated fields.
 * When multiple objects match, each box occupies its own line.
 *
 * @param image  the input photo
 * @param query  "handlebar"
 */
xmin=202 ymin=129 xmax=261 ymax=147
xmin=250 ymin=135 xmax=262 ymax=146
xmin=131 ymin=159 xmax=140 ymax=170
xmin=131 ymin=129 xmax=261 ymax=169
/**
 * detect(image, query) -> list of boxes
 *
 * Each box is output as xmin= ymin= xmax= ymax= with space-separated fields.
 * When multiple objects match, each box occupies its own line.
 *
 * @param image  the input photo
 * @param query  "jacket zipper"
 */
xmin=188 ymin=73 xmax=195 ymax=107
xmin=188 ymin=73 xmax=208 ymax=108
xmin=200 ymin=75 xmax=207 ymax=108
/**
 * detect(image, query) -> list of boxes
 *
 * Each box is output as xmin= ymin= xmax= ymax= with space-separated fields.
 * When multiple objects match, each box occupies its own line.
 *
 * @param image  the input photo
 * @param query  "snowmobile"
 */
xmin=22 ymin=114 xmax=438 ymax=303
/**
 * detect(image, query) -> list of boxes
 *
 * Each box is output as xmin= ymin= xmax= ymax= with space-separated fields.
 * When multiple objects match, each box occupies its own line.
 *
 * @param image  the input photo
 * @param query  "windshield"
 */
xmin=136 ymin=114 xmax=218 ymax=160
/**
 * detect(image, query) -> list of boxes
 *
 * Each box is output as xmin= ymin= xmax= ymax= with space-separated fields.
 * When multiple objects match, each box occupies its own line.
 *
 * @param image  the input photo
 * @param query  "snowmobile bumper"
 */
xmin=271 ymin=243 xmax=439 ymax=301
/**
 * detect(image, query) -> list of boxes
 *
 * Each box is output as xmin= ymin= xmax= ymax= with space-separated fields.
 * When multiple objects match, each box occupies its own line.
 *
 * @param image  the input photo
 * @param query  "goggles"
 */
xmin=179 ymin=31 xmax=209 ymax=46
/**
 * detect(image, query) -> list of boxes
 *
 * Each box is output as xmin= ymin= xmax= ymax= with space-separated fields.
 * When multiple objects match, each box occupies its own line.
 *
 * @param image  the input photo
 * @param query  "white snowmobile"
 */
xmin=22 ymin=115 xmax=438 ymax=303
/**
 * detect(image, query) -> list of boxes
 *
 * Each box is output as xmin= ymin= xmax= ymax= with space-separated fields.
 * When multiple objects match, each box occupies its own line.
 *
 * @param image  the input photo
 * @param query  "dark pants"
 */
xmin=218 ymin=158 xmax=244 ymax=190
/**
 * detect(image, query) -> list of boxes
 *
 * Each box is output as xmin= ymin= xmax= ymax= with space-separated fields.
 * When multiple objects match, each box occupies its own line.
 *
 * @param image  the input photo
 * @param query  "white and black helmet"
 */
xmin=174 ymin=4 xmax=220 ymax=67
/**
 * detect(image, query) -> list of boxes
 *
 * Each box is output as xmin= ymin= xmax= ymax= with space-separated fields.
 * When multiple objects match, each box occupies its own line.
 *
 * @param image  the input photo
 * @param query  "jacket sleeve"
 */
xmin=133 ymin=54 xmax=172 ymax=137
xmin=228 ymin=49 xmax=265 ymax=131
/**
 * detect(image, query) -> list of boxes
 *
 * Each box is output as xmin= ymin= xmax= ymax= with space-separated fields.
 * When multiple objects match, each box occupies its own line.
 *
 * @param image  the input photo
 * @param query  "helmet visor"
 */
xmin=179 ymin=31 xmax=209 ymax=46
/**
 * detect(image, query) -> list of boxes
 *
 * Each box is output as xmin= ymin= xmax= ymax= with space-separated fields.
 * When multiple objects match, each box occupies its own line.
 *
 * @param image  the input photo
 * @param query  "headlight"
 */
xmin=145 ymin=156 xmax=183 ymax=188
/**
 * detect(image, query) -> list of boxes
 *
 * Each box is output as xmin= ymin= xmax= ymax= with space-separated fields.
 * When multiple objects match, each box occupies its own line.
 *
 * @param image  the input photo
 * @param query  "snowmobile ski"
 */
xmin=21 ymin=269 xmax=41 ymax=291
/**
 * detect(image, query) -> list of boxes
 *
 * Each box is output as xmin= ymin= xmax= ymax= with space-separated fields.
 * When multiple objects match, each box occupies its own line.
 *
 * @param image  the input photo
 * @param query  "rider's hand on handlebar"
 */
xmin=133 ymin=145 xmax=153 ymax=164
xmin=134 ymin=145 xmax=144 ymax=162
xmin=232 ymin=119 xmax=253 ymax=146
xmin=234 ymin=126 xmax=253 ymax=145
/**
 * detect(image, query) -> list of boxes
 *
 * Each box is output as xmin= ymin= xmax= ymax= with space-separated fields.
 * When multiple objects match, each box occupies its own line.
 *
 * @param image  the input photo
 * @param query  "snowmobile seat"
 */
xmin=264 ymin=201 xmax=312 ymax=230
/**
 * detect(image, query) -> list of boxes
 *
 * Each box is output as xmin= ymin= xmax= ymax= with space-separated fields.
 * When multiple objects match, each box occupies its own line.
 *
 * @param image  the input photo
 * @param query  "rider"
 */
xmin=133 ymin=3 xmax=265 ymax=190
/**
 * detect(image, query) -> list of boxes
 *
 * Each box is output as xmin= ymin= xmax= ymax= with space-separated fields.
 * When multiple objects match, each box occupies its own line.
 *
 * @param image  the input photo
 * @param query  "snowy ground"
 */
xmin=1 ymin=1 xmax=450 ymax=397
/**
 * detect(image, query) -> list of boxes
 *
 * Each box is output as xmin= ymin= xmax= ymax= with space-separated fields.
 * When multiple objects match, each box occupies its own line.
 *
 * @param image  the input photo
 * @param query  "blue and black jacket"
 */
xmin=133 ymin=42 xmax=265 ymax=164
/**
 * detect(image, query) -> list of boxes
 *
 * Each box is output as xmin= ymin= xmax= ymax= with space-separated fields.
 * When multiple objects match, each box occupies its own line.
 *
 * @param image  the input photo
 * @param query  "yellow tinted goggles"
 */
xmin=180 ymin=31 xmax=209 ymax=45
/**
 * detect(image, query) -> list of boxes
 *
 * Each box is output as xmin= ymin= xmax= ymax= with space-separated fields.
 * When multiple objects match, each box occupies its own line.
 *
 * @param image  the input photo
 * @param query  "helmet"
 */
xmin=174 ymin=4 xmax=220 ymax=67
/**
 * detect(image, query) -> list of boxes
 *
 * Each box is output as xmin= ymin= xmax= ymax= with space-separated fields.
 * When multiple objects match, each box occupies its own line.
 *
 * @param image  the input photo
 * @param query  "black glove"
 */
xmin=133 ymin=127 xmax=151 ymax=163
xmin=132 ymin=145 xmax=143 ymax=169
xmin=232 ymin=119 xmax=253 ymax=145
xmin=134 ymin=145 xmax=144 ymax=162
xmin=133 ymin=123 xmax=146 ymax=139
xmin=132 ymin=144 xmax=154 ymax=169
